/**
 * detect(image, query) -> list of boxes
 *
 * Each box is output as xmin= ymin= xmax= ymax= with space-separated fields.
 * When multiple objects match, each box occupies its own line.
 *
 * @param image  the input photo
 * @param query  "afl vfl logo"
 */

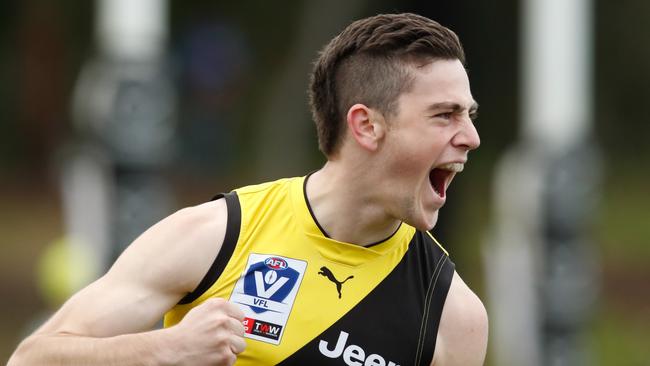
xmin=265 ymin=257 xmax=288 ymax=270
xmin=242 ymin=257 xmax=299 ymax=314
xmin=230 ymin=254 xmax=307 ymax=345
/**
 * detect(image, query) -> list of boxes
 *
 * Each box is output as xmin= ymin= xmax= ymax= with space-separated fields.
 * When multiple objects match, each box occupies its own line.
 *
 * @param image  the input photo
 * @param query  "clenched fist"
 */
xmin=164 ymin=298 xmax=247 ymax=365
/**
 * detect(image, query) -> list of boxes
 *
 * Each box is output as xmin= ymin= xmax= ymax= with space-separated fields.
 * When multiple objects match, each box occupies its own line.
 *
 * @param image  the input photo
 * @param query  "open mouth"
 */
xmin=429 ymin=163 xmax=464 ymax=199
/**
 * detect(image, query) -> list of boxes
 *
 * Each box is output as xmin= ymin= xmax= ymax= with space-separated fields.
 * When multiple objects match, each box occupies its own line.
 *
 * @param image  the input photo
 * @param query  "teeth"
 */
xmin=437 ymin=162 xmax=464 ymax=172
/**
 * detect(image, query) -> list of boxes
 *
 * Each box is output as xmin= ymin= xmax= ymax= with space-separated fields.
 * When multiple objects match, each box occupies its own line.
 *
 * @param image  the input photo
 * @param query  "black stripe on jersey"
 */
xmin=415 ymin=254 xmax=453 ymax=365
xmin=277 ymin=231 xmax=455 ymax=366
xmin=178 ymin=191 xmax=242 ymax=305
xmin=303 ymin=172 xmax=332 ymax=238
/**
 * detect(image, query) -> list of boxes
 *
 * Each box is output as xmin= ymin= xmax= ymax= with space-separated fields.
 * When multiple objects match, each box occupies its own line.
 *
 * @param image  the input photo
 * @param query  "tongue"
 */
xmin=429 ymin=169 xmax=447 ymax=198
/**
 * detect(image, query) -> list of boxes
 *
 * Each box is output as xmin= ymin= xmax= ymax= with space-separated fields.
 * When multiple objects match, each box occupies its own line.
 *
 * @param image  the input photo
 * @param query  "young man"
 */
xmin=9 ymin=13 xmax=487 ymax=366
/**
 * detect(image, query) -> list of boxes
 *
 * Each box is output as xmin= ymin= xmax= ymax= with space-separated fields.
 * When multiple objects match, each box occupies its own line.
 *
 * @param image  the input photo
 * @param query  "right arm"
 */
xmin=8 ymin=198 xmax=246 ymax=366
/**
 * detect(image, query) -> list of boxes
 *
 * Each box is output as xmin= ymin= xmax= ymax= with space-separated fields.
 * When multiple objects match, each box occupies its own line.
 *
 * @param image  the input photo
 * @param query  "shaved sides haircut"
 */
xmin=309 ymin=13 xmax=466 ymax=156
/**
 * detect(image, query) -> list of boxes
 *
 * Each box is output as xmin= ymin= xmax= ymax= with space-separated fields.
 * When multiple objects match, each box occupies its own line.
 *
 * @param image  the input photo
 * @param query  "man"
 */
xmin=9 ymin=13 xmax=487 ymax=365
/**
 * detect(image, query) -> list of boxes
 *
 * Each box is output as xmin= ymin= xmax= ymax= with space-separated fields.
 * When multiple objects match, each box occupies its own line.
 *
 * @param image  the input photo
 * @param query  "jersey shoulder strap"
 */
xmin=177 ymin=191 xmax=241 ymax=304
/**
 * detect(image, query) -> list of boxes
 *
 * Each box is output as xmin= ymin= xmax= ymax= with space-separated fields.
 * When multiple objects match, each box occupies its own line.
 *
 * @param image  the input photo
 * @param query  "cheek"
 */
xmin=382 ymin=128 xmax=445 ymax=180
xmin=383 ymin=154 xmax=432 ymax=202
xmin=384 ymin=150 xmax=424 ymax=180
xmin=389 ymin=144 xmax=438 ymax=177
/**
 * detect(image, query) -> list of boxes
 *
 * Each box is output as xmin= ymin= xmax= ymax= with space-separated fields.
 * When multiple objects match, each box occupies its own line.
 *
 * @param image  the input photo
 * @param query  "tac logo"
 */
xmin=243 ymin=317 xmax=283 ymax=341
xmin=230 ymin=253 xmax=307 ymax=345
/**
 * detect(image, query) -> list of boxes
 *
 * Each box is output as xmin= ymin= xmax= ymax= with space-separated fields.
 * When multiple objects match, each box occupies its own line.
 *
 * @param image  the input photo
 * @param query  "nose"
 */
xmin=452 ymin=117 xmax=481 ymax=151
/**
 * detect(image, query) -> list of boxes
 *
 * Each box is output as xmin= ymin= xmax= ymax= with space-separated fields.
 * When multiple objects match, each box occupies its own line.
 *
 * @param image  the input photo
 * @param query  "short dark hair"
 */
xmin=309 ymin=13 xmax=466 ymax=156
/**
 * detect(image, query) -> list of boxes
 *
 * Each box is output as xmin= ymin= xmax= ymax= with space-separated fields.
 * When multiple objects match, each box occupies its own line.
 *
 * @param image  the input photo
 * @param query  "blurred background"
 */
xmin=0 ymin=0 xmax=648 ymax=365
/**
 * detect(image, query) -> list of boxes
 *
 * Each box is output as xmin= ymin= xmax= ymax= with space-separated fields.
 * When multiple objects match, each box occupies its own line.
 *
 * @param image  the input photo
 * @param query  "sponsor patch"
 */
xmin=243 ymin=317 xmax=283 ymax=341
xmin=230 ymin=254 xmax=307 ymax=344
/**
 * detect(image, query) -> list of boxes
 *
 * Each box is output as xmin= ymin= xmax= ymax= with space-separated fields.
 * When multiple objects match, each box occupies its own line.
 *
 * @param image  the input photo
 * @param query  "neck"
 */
xmin=305 ymin=161 xmax=401 ymax=246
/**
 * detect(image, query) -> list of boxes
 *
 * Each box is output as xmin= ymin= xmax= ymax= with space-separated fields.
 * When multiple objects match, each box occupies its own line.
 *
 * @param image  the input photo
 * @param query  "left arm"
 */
xmin=431 ymin=271 xmax=489 ymax=366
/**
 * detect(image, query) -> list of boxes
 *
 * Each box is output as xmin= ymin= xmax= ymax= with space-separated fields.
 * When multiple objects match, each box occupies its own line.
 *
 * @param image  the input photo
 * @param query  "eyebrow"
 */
xmin=427 ymin=101 xmax=479 ymax=113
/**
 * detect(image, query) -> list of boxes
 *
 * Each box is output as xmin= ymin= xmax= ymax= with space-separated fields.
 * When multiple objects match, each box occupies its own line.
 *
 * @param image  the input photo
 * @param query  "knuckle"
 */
xmin=204 ymin=297 xmax=226 ymax=307
xmin=234 ymin=321 xmax=245 ymax=335
xmin=210 ymin=334 xmax=230 ymax=351
xmin=233 ymin=309 xmax=246 ymax=320
xmin=214 ymin=312 xmax=231 ymax=325
xmin=213 ymin=318 xmax=228 ymax=330
xmin=235 ymin=337 xmax=247 ymax=353
xmin=218 ymin=350 xmax=236 ymax=365
xmin=226 ymin=303 xmax=245 ymax=319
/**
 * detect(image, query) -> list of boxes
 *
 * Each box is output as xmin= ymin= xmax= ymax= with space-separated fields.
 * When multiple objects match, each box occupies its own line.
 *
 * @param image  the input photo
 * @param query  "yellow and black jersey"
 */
xmin=164 ymin=176 xmax=455 ymax=366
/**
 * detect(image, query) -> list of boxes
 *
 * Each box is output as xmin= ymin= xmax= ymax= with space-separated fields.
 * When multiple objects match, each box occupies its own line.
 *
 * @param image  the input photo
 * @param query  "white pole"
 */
xmin=97 ymin=0 xmax=168 ymax=60
xmin=522 ymin=0 xmax=593 ymax=150
xmin=66 ymin=0 xmax=173 ymax=278
xmin=486 ymin=0 xmax=594 ymax=364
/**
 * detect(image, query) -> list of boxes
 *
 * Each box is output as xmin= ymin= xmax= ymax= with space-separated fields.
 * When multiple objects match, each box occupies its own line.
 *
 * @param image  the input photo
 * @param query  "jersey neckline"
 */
xmin=290 ymin=174 xmax=414 ymax=266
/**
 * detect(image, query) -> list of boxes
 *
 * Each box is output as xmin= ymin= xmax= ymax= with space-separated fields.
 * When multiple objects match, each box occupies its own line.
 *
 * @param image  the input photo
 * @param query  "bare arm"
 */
xmin=432 ymin=271 xmax=489 ymax=366
xmin=9 ymin=198 xmax=246 ymax=366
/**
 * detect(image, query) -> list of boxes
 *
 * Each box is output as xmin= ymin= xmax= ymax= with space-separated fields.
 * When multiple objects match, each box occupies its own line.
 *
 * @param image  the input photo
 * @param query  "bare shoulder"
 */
xmin=110 ymin=197 xmax=230 ymax=295
xmin=33 ymin=197 xmax=230 ymax=338
xmin=432 ymin=271 xmax=488 ymax=366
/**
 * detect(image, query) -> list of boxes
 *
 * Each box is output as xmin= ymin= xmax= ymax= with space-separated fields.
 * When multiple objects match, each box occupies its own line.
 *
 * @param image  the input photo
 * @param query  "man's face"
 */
xmin=379 ymin=59 xmax=480 ymax=231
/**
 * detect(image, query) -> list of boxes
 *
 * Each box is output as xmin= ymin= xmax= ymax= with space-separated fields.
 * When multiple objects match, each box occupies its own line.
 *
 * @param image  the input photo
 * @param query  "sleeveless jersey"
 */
xmin=164 ymin=176 xmax=455 ymax=366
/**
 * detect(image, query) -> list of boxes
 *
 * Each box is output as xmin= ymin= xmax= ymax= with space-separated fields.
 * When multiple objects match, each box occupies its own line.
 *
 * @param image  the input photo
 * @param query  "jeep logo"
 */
xmin=318 ymin=330 xmax=400 ymax=366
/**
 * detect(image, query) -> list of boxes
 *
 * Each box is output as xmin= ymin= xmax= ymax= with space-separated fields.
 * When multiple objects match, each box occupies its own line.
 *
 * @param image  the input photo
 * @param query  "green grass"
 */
xmin=596 ymin=165 xmax=650 ymax=263
xmin=590 ymin=307 xmax=650 ymax=366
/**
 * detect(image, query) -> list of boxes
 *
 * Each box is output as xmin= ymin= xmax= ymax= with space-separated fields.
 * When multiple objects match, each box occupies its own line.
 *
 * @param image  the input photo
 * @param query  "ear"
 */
xmin=346 ymin=103 xmax=386 ymax=152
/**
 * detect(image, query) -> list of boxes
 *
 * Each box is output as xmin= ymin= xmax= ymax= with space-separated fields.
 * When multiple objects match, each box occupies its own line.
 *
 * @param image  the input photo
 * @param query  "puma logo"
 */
xmin=318 ymin=266 xmax=353 ymax=299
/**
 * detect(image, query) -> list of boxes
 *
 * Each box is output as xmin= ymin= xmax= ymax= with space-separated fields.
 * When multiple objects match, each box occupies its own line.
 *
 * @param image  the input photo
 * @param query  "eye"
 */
xmin=434 ymin=112 xmax=453 ymax=120
xmin=469 ymin=110 xmax=478 ymax=121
